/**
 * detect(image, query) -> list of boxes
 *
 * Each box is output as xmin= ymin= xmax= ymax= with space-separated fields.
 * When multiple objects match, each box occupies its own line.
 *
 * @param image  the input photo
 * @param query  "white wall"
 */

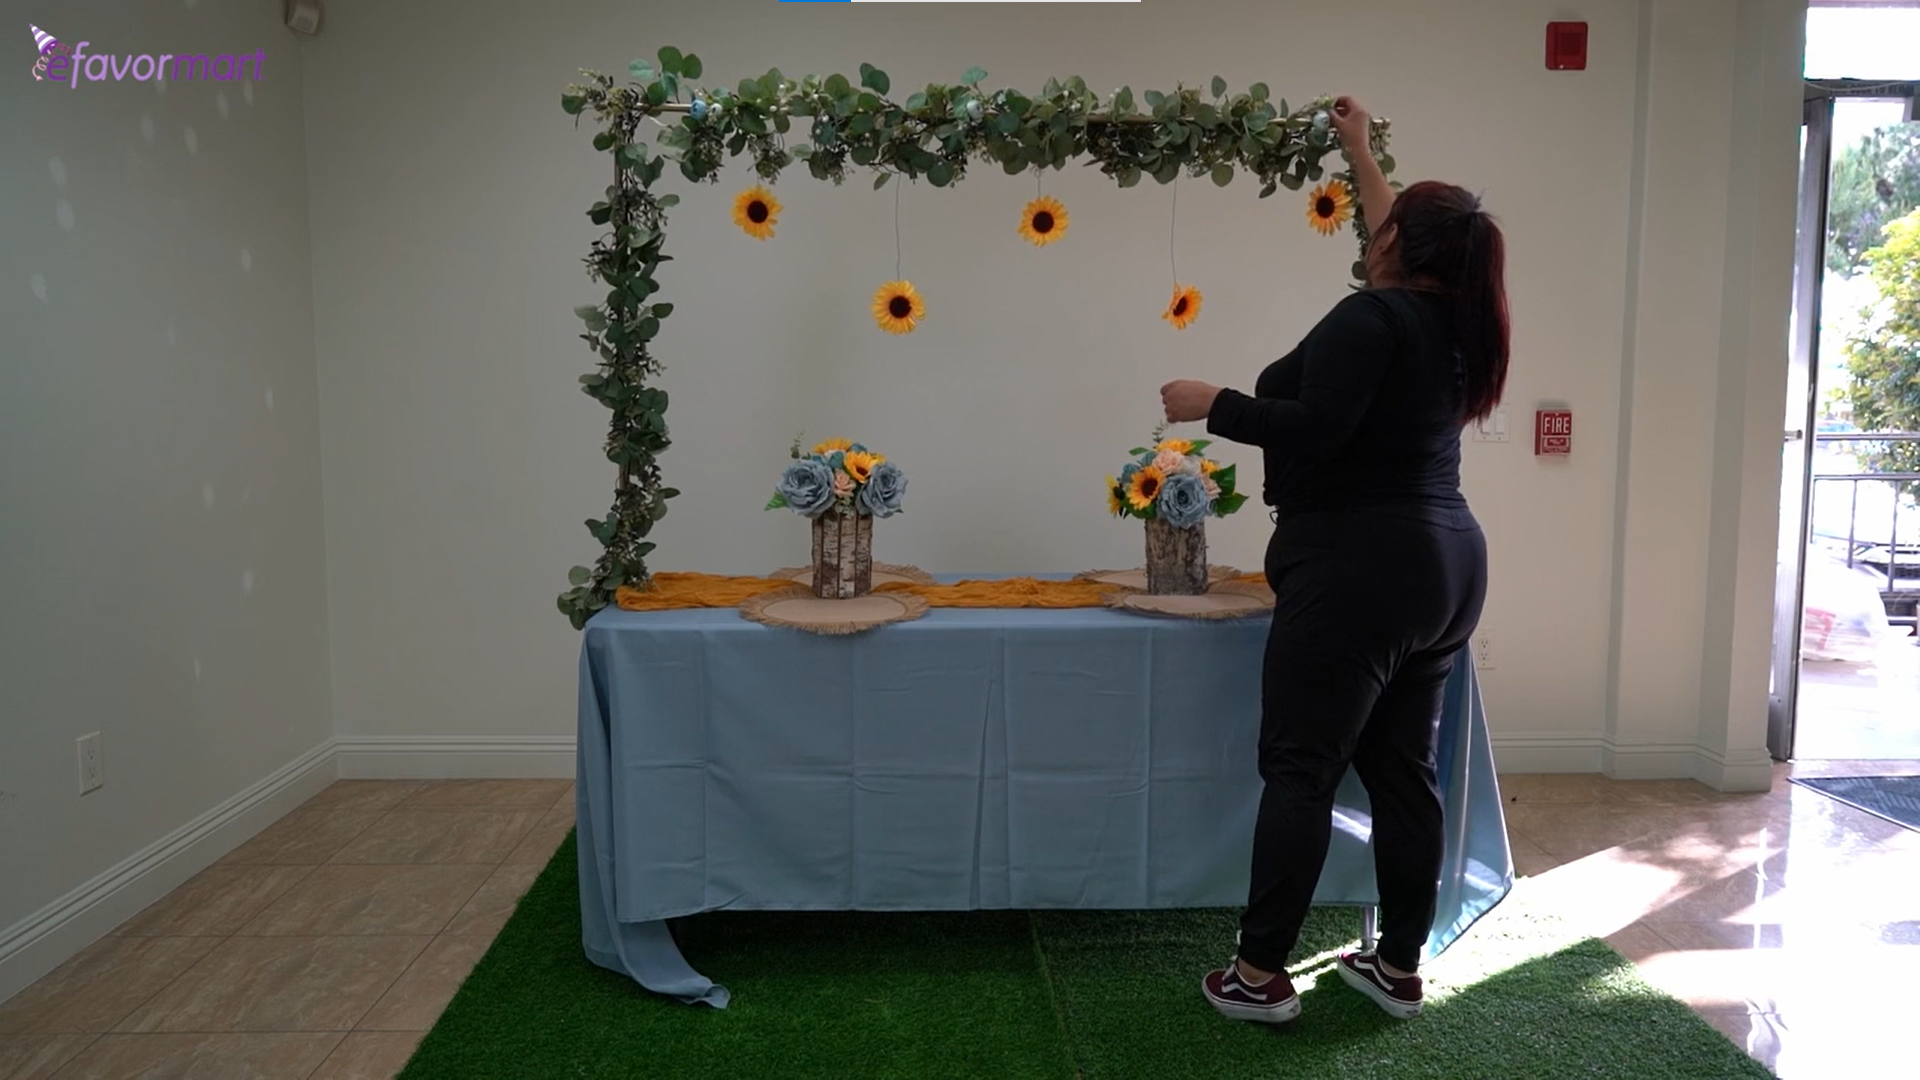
xmin=299 ymin=0 xmax=1800 ymax=784
xmin=0 ymin=0 xmax=335 ymax=996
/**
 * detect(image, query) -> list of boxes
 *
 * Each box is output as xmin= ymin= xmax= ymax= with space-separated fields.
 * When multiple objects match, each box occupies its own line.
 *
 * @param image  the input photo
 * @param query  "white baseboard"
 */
xmin=0 ymin=740 xmax=337 ymax=1005
xmin=333 ymin=735 xmax=574 ymax=780
xmin=1490 ymin=733 xmax=1604 ymax=774
xmin=1692 ymin=744 xmax=1777 ymax=792
xmin=1491 ymin=732 xmax=1776 ymax=792
xmin=1600 ymin=740 xmax=1701 ymax=780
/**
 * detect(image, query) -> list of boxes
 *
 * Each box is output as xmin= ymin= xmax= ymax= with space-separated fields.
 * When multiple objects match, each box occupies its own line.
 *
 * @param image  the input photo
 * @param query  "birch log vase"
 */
xmin=1144 ymin=517 xmax=1209 ymax=595
xmin=811 ymin=508 xmax=875 ymax=599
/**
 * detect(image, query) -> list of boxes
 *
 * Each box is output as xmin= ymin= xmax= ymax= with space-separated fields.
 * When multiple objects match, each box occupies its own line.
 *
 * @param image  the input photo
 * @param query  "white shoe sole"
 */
xmin=1336 ymin=961 xmax=1423 ymax=1019
xmin=1203 ymin=977 xmax=1302 ymax=1024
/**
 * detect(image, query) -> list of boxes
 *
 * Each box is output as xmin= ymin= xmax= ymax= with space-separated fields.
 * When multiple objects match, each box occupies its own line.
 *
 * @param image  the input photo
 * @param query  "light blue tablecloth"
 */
xmin=576 ymin=584 xmax=1511 ymax=1008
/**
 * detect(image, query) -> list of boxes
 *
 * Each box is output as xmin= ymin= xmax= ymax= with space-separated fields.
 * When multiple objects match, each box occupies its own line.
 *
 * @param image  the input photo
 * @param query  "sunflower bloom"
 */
xmin=1201 ymin=458 xmax=1221 ymax=475
xmin=1018 ymin=196 xmax=1069 ymax=247
xmin=1126 ymin=465 xmax=1166 ymax=511
xmin=1106 ymin=476 xmax=1126 ymax=516
xmin=1162 ymin=284 xmax=1202 ymax=330
xmin=872 ymin=280 xmax=925 ymax=335
xmin=812 ymin=438 xmax=854 ymax=456
xmin=732 ymin=186 xmax=781 ymax=240
xmin=842 ymin=450 xmax=883 ymax=483
xmin=1156 ymin=438 xmax=1195 ymax=456
xmin=1306 ymin=179 xmax=1354 ymax=236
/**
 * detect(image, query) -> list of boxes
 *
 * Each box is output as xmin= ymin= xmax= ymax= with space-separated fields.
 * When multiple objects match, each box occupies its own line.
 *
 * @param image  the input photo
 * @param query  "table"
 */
xmin=576 ymin=584 xmax=1512 ymax=1008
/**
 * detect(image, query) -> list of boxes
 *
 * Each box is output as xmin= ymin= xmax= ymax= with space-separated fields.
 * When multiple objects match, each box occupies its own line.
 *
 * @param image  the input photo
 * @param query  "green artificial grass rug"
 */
xmin=402 ymin=834 xmax=1771 ymax=1079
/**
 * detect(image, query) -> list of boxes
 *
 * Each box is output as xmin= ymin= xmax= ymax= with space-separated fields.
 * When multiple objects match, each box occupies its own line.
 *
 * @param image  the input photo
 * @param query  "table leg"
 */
xmin=1361 ymin=905 xmax=1378 ymax=952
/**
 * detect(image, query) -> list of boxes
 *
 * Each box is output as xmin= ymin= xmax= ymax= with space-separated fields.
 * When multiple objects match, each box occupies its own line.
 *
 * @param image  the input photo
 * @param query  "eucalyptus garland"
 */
xmin=557 ymin=48 xmax=1396 ymax=628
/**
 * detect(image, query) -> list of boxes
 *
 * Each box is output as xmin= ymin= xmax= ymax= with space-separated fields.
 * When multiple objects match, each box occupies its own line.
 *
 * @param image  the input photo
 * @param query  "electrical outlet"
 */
xmin=1473 ymin=634 xmax=1495 ymax=670
xmin=76 ymin=732 xmax=103 ymax=795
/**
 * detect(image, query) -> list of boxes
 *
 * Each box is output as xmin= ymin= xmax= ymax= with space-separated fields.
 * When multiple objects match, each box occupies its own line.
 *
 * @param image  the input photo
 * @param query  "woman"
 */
xmin=1159 ymin=97 xmax=1507 ymax=1024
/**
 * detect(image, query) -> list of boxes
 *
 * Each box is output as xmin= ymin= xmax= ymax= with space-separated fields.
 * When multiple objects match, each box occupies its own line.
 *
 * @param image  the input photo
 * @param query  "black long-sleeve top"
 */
xmin=1206 ymin=288 xmax=1469 ymax=513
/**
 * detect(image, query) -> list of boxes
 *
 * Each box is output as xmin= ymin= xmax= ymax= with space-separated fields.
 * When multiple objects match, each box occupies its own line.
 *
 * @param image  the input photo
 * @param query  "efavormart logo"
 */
xmin=29 ymin=24 xmax=267 ymax=86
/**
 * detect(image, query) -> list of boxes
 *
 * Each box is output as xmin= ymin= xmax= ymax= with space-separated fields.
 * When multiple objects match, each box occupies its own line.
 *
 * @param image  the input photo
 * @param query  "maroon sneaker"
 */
xmin=1336 ymin=951 xmax=1423 ymax=1018
xmin=1202 ymin=963 xmax=1301 ymax=1024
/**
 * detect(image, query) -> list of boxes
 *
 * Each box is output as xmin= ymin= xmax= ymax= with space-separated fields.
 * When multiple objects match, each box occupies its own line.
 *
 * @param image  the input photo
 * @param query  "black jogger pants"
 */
xmin=1236 ymin=504 xmax=1487 ymax=975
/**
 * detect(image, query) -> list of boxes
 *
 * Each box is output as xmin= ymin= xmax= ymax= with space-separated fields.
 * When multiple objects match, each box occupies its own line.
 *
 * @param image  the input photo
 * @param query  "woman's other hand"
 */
xmin=1160 ymin=380 xmax=1222 ymax=424
xmin=1331 ymin=97 xmax=1371 ymax=156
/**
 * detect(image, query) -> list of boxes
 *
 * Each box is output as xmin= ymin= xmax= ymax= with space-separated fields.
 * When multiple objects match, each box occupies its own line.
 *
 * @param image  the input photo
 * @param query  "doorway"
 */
xmin=1769 ymin=9 xmax=1920 ymax=762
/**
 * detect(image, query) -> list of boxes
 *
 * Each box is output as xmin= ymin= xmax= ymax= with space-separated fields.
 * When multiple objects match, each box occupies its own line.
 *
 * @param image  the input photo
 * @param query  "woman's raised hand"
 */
xmin=1160 ymin=380 xmax=1222 ymax=424
xmin=1331 ymin=97 xmax=1371 ymax=155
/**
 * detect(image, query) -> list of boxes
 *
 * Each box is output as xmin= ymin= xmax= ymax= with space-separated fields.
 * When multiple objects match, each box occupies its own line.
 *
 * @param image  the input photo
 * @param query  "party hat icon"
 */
xmin=30 ymin=23 xmax=62 ymax=81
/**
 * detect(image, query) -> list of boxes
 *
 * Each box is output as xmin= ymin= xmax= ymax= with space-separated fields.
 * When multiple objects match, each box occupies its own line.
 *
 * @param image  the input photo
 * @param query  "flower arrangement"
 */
xmin=1107 ymin=432 xmax=1247 ymax=526
xmin=769 ymin=437 xmax=908 ymax=519
xmin=768 ymin=436 xmax=906 ymax=600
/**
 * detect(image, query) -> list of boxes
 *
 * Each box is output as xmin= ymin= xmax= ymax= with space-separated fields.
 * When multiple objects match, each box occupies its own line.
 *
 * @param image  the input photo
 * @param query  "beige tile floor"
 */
xmin=4 ymin=767 xmax=1917 ymax=1078
xmin=0 ymin=780 xmax=571 ymax=1080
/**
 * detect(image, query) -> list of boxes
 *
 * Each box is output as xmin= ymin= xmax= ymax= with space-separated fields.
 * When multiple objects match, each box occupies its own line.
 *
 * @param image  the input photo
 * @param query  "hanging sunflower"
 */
xmin=1306 ymin=179 xmax=1354 ymax=236
xmin=732 ymin=186 xmax=781 ymax=240
xmin=872 ymin=280 xmax=925 ymax=335
xmin=1018 ymin=196 xmax=1069 ymax=247
xmin=1106 ymin=476 xmax=1126 ymax=516
xmin=1162 ymin=284 xmax=1203 ymax=330
xmin=1126 ymin=465 xmax=1166 ymax=511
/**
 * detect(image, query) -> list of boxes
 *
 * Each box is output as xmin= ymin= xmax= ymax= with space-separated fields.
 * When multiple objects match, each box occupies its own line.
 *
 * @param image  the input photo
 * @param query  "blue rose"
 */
xmin=1159 ymin=472 xmax=1210 ymax=528
xmin=858 ymin=462 xmax=908 ymax=518
xmin=776 ymin=458 xmax=836 ymax=518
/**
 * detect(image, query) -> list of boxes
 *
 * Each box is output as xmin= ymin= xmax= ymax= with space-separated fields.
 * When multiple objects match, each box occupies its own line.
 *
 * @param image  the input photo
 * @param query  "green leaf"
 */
xmin=637 ymin=316 xmax=661 ymax=340
xmin=1249 ymin=82 xmax=1269 ymax=102
xmin=824 ymin=73 xmax=851 ymax=98
xmin=873 ymin=171 xmax=891 ymax=190
xmin=656 ymin=46 xmax=683 ymax=77
xmin=568 ymin=566 xmax=590 ymax=586
xmin=1211 ymin=164 xmax=1234 ymax=188
xmin=635 ymin=542 xmax=657 ymax=558
xmin=906 ymin=92 xmax=928 ymax=111
xmin=1113 ymin=87 xmax=1135 ymax=117
xmin=592 ymin=132 xmax=615 ymax=152
xmin=681 ymin=53 xmax=703 ymax=79
xmin=1188 ymin=439 xmax=1213 ymax=454
xmin=765 ymin=493 xmax=789 ymax=511
xmin=1211 ymin=75 xmax=1227 ymax=98
xmin=656 ymin=193 xmax=680 ymax=208
xmin=1127 ymin=447 xmax=1149 ymax=457
xmin=629 ymin=60 xmax=655 ymax=81
xmin=961 ymin=66 xmax=988 ymax=86
xmin=1378 ymin=153 xmax=1397 ymax=174
xmin=645 ymin=81 xmax=668 ymax=107
xmin=561 ymin=94 xmax=585 ymax=116
xmin=660 ymin=488 xmax=681 ymax=500
xmin=1352 ymin=260 xmax=1369 ymax=280
xmin=1280 ymin=171 xmax=1305 ymax=191
xmin=1144 ymin=89 xmax=1166 ymax=109
xmin=928 ymin=161 xmax=954 ymax=187
xmin=860 ymin=64 xmax=890 ymax=95
xmin=652 ymin=303 xmax=674 ymax=318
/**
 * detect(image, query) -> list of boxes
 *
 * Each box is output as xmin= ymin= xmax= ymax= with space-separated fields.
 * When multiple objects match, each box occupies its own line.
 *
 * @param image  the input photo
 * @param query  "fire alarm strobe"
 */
xmin=1547 ymin=22 xmax=1588 ymax=71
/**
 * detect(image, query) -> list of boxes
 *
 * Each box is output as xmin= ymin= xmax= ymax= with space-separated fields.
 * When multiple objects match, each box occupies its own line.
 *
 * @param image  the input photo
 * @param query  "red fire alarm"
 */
xmin=1536 ymin=410 xmax=1573 ymax=456
xmin=1547 ymin=22 xmax=1588 ymax=71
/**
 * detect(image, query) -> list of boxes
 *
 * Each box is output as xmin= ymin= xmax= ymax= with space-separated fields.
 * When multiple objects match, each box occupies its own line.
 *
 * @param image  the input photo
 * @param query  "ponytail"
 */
xmin=1375 ymin=181 xmax=1511 ymax=424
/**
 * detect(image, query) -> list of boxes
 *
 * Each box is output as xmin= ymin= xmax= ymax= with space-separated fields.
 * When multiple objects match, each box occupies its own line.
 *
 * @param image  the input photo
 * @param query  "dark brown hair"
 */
xmin=1378 ymin=181 xmax=1510 ymax=423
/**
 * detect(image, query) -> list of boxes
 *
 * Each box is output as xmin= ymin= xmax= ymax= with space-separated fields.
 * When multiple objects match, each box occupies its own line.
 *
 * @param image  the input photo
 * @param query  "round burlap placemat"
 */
xmin=739 ymin=586 xmax=930 ymax=635
xmin=773 ymin=563 xmax=937 ymax=589
xmin=1074 ymin=565 xmax=1244 ymax=592
xmin=1106 ymin=580 xmax=1274 ymax=620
